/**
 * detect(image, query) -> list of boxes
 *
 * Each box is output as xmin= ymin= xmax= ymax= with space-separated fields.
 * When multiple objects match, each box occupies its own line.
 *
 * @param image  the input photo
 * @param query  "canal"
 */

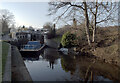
xmin=20 ymin=48 xmax=120 ymax=82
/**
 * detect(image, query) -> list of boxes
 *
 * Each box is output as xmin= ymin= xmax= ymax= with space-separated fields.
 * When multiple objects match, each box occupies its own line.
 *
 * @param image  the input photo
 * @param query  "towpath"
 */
xmin=11 ymin=46 xmax=32 ymax=81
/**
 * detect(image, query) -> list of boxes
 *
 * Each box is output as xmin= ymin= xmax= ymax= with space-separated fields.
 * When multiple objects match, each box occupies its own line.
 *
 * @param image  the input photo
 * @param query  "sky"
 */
xmin=0 ymin=2 xmax=53 ymax=29
xmin=0 ymin=1 xmax=119 ymax=29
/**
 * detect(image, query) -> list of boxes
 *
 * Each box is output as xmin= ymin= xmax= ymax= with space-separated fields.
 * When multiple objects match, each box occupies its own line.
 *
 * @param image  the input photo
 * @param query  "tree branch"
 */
xmin=55 ymin=6 xmax=71 ymax=23
xmin=69 ymin=2 xmax=85 ymax=10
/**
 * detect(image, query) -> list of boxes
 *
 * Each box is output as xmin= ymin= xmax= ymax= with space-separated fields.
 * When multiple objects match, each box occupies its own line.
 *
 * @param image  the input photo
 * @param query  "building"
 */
xmin=10 ymin=27 xmax=17 ymax=40
xmin=16 ymin=31 xmax=30 ymax=40
xmin=16 ymin=30 xmax=44 ymax=44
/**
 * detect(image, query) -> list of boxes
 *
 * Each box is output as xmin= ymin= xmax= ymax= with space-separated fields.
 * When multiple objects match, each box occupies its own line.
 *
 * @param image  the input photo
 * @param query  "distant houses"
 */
xmin=10 ymin=27 xmax=17 ymax=40
xmin=9 ymin=25 xmax=54 ymax=44
xmin=16 ymin=30 xmax=44 ymax=44
xmin=16 ymin=31 xmax=31 ymax=40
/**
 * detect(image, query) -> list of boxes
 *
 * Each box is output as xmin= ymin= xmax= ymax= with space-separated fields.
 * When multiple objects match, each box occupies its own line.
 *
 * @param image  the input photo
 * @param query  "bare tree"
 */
xmin=88 ymin=2 xmax=118 ymax=43
xmin=43 ymin=22 xmax=53 ymax=29
xmin=0 ymin=9 xmax=14 ymax=34
xmin=43 ymin=22 xmax=56 ymax=38
xmin=48 ymin=1 xmax=91 ymax=46
xmin=48 ymin=1 xmax=118 ymax=46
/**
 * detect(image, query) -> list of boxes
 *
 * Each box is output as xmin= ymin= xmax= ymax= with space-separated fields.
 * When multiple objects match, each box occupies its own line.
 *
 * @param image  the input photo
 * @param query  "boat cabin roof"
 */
xmin=27 ymin=41 xmax=41 ymax=45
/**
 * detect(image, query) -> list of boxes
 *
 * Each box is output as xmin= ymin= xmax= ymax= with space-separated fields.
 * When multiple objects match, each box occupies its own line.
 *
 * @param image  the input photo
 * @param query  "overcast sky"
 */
xmin=0 ymin=2 xmax=53 ymax=29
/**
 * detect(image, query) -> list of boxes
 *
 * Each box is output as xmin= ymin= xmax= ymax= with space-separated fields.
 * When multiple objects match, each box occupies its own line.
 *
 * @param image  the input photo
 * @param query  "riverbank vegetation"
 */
xmin=61 ymin=32 xmax=77 ymax=48
xmin=48 ymin=2 xmax=119 ymax=66
xmin=53 ymin=25 xmax=119 ymax=66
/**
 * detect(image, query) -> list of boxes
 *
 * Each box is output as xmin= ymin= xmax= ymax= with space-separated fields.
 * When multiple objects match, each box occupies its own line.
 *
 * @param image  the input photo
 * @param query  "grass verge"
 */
xmin=2 ymin=41 xmax=9 ymax=75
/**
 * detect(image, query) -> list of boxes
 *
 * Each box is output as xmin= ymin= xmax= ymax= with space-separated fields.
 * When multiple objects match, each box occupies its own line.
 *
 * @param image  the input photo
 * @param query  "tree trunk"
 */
xmin=92 ymin=14 xmax=96 ymax=43
xmin=92 ymin=28 xmax=95 ymax=43
xmin=73 ymin=18 xmax=77 ymax=29
xmin=92 ymin=2 xmax=98 ymax=43
xmin=83 ymin=2 xmax=91 ymax=46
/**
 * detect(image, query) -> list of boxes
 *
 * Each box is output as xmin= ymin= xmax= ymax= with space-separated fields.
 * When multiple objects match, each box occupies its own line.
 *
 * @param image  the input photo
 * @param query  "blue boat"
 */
xmin=20 ymin=41 xmax=45 ymax=55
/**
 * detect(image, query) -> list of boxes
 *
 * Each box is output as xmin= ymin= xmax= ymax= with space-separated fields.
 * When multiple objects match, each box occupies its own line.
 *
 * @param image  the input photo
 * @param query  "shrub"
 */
xmin=61 ymin=32 xmax=77 ymax=48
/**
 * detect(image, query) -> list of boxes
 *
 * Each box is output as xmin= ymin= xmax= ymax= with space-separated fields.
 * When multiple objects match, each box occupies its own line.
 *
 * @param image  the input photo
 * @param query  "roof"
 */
xmin=23 ymin=41 xmax=41 ymax=49
xmin=27 ymin=41 xmax=41 ymax=46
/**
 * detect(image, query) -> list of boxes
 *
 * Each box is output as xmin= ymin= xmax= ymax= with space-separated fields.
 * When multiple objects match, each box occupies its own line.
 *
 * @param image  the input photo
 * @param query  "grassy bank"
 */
xmin=2 ymin=41 xmax=9 ymax=75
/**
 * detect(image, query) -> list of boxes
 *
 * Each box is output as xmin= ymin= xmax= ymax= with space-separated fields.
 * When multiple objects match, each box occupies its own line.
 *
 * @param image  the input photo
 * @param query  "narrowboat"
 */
xmin=20 ymin=41 xmax=45 ymax=56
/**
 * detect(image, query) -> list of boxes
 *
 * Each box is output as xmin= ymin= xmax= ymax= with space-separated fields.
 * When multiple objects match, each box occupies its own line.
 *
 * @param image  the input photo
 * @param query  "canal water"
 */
xmin=21 ymin=48 xmax=120 ymax=82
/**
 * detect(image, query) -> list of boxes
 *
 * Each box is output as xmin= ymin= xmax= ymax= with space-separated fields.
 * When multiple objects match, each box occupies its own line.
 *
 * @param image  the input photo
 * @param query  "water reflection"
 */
xmin=61 ymin=55 xmax=76 ymax=75
xmin=21 ymin=48 xmax=120 ymax=82
xmin=42 ymin=48 xmax=60 ymax=69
